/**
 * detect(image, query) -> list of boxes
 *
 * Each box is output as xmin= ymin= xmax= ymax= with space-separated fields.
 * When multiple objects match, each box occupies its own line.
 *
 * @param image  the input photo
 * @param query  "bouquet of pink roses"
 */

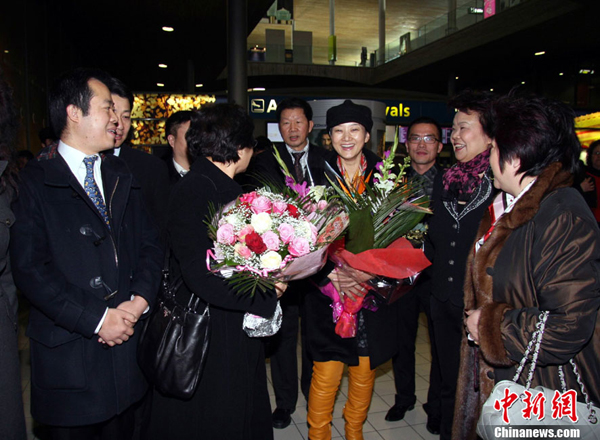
xmin=207 ymin=187 xmax=348 ymax=296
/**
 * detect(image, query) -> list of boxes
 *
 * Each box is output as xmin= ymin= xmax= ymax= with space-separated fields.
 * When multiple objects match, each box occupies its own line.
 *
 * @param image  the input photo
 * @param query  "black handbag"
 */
xmin=137 ymin=251 xmax=210 ymax=400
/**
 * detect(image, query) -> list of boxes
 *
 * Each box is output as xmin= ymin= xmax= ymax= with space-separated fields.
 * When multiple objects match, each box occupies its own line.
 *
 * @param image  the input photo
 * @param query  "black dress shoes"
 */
xmin=426 ymin=415 xmax=441 ymax=435
xmin=385 ymin=403 xmax=415 ymax=421
xmin=272 ymin=408 xmax=293 ymax=429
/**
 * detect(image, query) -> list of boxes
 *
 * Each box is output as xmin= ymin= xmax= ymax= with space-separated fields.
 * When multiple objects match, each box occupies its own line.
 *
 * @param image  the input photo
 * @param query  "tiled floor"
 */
xmin=18 ymin=301 xmax=436 ymax=440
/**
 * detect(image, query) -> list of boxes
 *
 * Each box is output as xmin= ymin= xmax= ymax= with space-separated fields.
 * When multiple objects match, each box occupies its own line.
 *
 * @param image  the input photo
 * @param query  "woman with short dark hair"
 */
xmin=456 ymin=95 xmax=600 ymax=439
xmin=426 ymin=90 xmax=497 ymax=440
xmin=146 ymin=104 xmax=283 ymax=440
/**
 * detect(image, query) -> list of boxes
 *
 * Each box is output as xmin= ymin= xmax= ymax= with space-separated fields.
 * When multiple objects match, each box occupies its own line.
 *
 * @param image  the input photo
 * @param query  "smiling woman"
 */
xmin=304 ymin=100 xmax=400 ymax=440
xmin=424 ymin=90 xmax=497 ymax=440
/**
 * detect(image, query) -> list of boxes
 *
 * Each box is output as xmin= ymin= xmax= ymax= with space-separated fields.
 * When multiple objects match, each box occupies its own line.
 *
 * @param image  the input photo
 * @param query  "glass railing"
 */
xmin=248 ymin=0 xmax=529 ymax=68
xmin=376 ymin=0 xmax=528 ymax=65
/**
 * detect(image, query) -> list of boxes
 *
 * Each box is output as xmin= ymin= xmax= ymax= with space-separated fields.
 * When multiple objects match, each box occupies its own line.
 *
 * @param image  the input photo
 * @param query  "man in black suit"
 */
xmin=109 ymin=77 xmax=170 ymax=230
xmin=246 ymin=97 xmax=330 ymax=429
xmin=10 ymin=68 xmax=163 ymax=440
xmin=164 ymin=111 xmax=193 ymax=185
xmin=385 ymin=117 xmax=443 ymax=435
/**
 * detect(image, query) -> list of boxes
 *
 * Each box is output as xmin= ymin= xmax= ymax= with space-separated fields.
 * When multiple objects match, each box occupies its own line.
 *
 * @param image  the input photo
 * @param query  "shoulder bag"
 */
xmin=477 ymin=311 xmax=599 ymax=439
xmin=137 ymin=250 xmax=210 ymax=400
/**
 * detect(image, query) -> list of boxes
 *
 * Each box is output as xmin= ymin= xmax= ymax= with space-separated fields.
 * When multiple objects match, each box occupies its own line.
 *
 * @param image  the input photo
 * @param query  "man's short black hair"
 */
xmin=165 ymin=110 xmax=194 ymax=139
xmin=406 ymin=117 xmax=442 ymax=141
xmin=275 ymin=98 xmax=313 ymax=123
xmin=108 ymin=77 xmax=134 ymax=110
xmin=186 ymin=104 xmax=255 ymax=163
xmin=49 ymin=67 xmax=113 ymax=138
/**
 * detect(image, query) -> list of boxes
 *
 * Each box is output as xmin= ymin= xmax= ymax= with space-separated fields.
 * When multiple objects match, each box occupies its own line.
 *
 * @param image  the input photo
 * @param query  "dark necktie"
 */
xmin=83 ymin=156 xmax=111 ymax=229
xmin=292 ymin=151 xmax=305 ymax=183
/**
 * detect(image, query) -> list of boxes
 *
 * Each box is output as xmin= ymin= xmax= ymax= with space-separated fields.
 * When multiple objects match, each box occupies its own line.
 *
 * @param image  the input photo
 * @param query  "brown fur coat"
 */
xmin=452 ymin=162 xmax=600 ymax=439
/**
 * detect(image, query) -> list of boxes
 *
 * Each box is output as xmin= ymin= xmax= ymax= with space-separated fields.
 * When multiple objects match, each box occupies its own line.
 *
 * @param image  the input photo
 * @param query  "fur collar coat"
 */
xmin=453 ymin=163 xmax=600 ymax=439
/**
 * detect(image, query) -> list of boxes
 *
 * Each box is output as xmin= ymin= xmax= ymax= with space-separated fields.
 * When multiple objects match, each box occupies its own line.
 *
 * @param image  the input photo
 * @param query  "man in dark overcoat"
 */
xmin=108 ymin=76 xmax=170 ymax=231
xmin=244 ymin=97 xmax=331 ymax=429
xmin=10 ymin=68 xmax=163 ymax=440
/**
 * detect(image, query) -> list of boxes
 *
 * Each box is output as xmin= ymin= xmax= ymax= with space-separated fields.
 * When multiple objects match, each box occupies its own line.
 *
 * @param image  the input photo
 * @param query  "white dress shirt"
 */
xmin=285 ymin=140 xmax=316 ymax=185
xmin=58 ymin=141 xmax=106 ymax=199
xmin=173 ymin=159 xmax=188 ymax=177
xmin=58 ymin=141 xmax=109 ymax=333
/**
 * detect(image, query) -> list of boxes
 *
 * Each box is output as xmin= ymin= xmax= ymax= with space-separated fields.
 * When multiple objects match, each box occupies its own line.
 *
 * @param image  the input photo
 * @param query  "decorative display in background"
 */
xmin=575 ymin=111 xmax=600 ymax=149
xmin=131 ymin=93 xmax=216 ymax=147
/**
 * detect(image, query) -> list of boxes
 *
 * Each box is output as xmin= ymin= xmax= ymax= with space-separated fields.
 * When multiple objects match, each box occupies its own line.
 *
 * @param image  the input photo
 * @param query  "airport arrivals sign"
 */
xmin=249 ymin=96 xmax=453 ymax=125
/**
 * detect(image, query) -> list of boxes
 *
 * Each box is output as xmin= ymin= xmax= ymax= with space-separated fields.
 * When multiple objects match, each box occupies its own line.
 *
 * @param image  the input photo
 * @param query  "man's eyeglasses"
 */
xmin=407 ymin=135 xmax=439 ymax=144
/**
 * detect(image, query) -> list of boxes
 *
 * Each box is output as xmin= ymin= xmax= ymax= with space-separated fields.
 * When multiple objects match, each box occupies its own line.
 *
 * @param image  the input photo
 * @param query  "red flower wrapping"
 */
xmin=245 ymin=231 xmax=267 ymax=254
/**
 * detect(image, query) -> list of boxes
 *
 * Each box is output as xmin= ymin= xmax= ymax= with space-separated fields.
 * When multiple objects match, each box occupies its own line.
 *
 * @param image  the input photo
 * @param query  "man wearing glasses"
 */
xmin=385 ymin=117 xmax=443 ymax=436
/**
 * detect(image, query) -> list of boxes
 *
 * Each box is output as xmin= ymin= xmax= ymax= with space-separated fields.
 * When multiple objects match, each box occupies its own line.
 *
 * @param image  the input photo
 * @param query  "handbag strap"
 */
xmin=567 ymin=359 xmax=598 ymax=424
xmin=512 ymin=310 xmax=548 ymax=386
xmin=512 ymin=310 xmax=598 ymax=424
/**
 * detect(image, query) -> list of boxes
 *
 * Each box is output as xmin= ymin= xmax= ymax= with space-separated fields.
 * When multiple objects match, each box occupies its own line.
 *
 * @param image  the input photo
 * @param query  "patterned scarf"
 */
xmin=442 ymin=148 xmax=491 ymax=202
xmin=337 ymin=153 xmax=368 ymax=192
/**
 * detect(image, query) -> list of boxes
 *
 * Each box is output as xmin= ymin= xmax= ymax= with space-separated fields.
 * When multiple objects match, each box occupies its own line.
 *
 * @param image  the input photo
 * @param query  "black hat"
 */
xmin=326 ymin=100 xmax=373 ymax=133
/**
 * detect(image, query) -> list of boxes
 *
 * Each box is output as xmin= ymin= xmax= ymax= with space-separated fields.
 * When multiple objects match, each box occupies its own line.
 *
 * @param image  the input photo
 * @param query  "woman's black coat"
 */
xmin=147 ymin=157 xmax=278 ymax=440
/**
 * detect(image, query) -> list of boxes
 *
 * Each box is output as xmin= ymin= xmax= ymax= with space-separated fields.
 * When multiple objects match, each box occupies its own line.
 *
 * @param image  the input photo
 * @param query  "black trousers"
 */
xmin=266 ymin=286 xmax=312 ymax=410
xmin=391 ymin=286 xmax=441 ymax=418
xmin=429 ymin=296 xmax=464 ymax=440
xmin=41 ymin=405 xmax=136 ymax=440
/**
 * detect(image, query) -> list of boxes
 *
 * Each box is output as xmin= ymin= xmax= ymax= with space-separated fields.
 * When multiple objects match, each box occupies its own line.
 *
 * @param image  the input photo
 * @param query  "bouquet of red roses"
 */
xmin=206 ymin=187 xmax=348 ymax=296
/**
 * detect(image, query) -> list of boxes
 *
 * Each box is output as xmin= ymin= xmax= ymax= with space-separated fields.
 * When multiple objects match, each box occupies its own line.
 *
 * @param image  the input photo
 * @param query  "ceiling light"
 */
xmin=162 ymin=26 xmax=174 ymax=32
xmin=252 ymin=87 xmax=266 ymax=92
xmin=559 ymin=72 xmax=564 ymax=76
xmin=3 ymin=50 xmax=8 ymax=54
xmin=157 ymin=83 xmax=165 ymax=87
xmin=455 ymin=76 xmax=459 ymax=80
xmin=158 ymin=63 xmax=167 ymax=68
xmin=195 ymin=84 xmax=203 ymax=88
xmin=490 ymin=88 xmax=494 ymax=92
xmin=521 ymin=81 xmax=526 ymax=85
xmin=534 ymin=51 xmax=545 ymax=56
xmin=579 ymin=69 xmax=594 ymax=75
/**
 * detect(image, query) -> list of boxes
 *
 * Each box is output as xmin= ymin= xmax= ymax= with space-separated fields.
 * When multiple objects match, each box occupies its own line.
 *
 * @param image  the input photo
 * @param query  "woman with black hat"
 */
xmin=305 ymin=100 xmax=398 ymax=440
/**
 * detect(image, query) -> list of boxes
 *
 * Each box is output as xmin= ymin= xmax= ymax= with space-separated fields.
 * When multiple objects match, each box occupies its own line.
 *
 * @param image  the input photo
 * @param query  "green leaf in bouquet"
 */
xmin=345 ymin=207 xmax=375 ymax=254
xmin=225 ymin=271 xmax=275 ymax=297
xmin=373 ymin=192 xmax=431 ymax=248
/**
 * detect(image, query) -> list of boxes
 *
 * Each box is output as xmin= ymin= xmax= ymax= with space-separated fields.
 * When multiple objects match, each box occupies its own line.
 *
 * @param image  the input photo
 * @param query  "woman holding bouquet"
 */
xmin=146 ymin=104 xmax=284 ymax=440
xmin=425 ymin=90 xmax=497 ymax=440
xmin=305 ymin=100 xmax=399 ymax=440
